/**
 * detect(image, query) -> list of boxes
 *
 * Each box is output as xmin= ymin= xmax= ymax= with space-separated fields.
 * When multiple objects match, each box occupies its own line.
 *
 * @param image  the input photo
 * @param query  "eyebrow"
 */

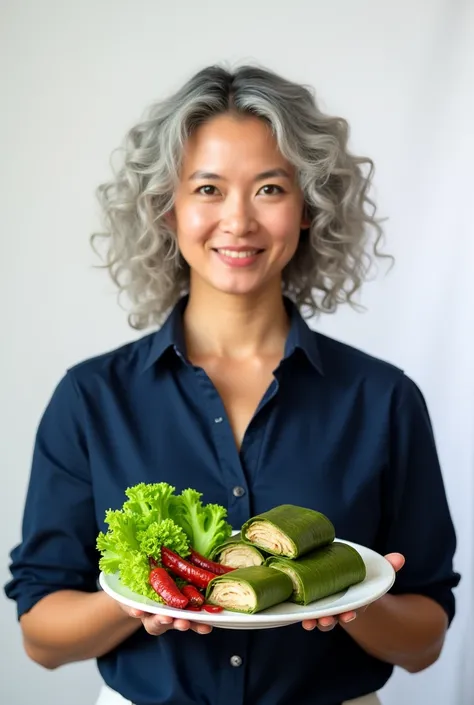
xmin=188 ymin=168 xmax=292 ymax=182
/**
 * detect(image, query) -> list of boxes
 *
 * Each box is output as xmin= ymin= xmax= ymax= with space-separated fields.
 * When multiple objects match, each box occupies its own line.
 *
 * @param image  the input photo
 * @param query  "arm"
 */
xmin=4 ymin=372 xmax=139 ymax=668
xmin=5 ymin=372 xmax=212 ymax=670
xmin=347 ymin=376 xmax=459 ymax=671
xmin=304 ymin=374 xmax=460 ymax=672
xmin=21 ymin=590 xmax=141 ymax=669
xmin=341 ymin=590 xmax=448 ymax=673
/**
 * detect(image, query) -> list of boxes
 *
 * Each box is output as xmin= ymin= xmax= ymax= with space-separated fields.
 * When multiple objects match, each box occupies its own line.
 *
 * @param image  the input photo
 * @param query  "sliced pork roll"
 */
xmin=242 ymin=505 xmax=335 ymax=559
xmin=205 ymin=566 xmax=293 ymax=614
xmin=266 ymin=542 xmax=366 ymax=605
xmin=211 ymin=533 xmax=267 ymax=568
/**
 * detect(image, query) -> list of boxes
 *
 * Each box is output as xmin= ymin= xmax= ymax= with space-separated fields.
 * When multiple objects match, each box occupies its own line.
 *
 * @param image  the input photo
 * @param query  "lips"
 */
xmin=214 ymin=248 xmax=263 ymax=259
xmin=211 ymin=247 xmax=264 ymax=268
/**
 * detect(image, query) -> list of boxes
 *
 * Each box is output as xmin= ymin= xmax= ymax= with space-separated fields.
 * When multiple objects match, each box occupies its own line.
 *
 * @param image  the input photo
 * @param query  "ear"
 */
xmin=300 ymin=205 xmax=311 ymax=230
xmin=164 ymin=208 xmax=177 ymax=229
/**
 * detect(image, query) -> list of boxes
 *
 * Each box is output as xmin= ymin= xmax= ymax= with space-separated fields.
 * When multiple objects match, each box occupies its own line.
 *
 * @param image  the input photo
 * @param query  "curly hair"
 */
xmin=91 ymin=64 xmax=389 ymax=329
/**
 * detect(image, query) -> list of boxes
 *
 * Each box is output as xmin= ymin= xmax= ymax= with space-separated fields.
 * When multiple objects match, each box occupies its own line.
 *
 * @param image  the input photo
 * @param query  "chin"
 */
xmin=203 ymin=273 xmax=265 ymax=296
xmin=191 ymin=267 xmax=282 ymax=298
xmin=213 ymin=284 xmax=263 ymax=297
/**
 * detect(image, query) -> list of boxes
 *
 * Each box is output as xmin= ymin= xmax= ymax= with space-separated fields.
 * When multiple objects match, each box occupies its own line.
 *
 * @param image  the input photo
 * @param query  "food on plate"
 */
xmin=205 ymin=566 xmax=294 ymax=614
xmin=210 ymin=533 xmax=268 ymax=568
xmin=190 ymin=547 xmax=235 ymax=574
xmin=170 ymin=488 xmax=233 ymax=557
xmin=161 ymin=546 xmax=217 ymax=589
xmin=96 ymin=482 xmax=232 ymax=602
xmin=98 ymin=491 xmax=368 ymax=616
xmin=266 ymin=542 xmax=366 ymax=604
xmin=181 ymin=584 xmax=205 ymax=607
xmin=242 ymin=504 xmax=335 ymax=558
xmin=149 ymin=567 xmax=189 ymax=608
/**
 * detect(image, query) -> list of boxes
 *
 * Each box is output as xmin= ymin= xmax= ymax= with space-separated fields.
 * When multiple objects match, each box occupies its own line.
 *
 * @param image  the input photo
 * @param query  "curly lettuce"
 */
xmin=96 ymin=483 xmax=190 ymax=602
xmin=96 ymin=482 xmax=232 ymax=601
xmin=171 ymin=488 xmax=232 ymax=557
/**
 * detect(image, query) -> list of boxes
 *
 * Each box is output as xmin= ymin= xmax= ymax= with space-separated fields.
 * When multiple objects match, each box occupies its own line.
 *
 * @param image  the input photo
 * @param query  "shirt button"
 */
xmin=230 ymin=655 xmax=243 ymax=667
xmin=232 ymin=486 xmax=245 ymax=498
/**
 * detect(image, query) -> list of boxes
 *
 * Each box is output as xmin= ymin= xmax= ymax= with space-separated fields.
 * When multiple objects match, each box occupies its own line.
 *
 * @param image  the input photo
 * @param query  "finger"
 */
xmin=173 ymin=619 xmax=192 ymax=631
xmin=129 ymin=608 xmax=147 ymax=618
xmin=317 ymin=622 xmax=336 ymax=632
xmin=337 ymin=611 xmax=357 ymax=624
xmin=157 ymin=615 xmax=174 ymax=626
xmin=190 ymin=622 xmax=213 ymax=635
xmin=302 ymin=619 xmax=317 ymax=631
xmin=318 ymin=617 xmax=336 ymax=630
xmin=384 ymin=552 xmax=405 ymax=572
xmin=141 ymin=616 xmax=170 ymax=636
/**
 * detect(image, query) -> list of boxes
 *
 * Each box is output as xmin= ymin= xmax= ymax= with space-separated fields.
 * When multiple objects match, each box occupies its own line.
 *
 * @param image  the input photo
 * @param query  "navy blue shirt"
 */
xmin=5 ymin=297 xmax=460 ymax=705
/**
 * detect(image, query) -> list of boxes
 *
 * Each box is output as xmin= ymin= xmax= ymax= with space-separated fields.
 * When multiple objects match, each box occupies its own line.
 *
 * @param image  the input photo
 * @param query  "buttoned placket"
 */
xmin=184 ymin=358 xmax=281 ymax=705
xmin=194 ymin=369 xmax=280 ymax=526
xmin=192 ymin=363 xmax=251 ymax=528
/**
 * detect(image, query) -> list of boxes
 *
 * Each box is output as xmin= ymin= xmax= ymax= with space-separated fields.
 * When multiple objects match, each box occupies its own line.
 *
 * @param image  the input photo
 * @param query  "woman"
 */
xmin=5 ymin=64 xmax=460 ymax=705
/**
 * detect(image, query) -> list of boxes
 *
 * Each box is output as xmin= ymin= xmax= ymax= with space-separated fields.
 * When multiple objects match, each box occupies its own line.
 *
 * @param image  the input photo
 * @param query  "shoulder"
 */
xmin=34 ymin=332 xmax=161 ymax=438
xmin=314 ymin=330 xmax=428 ymax=414
xmin=64 ymin=331 xmax=157 ymax=391
xmin=315 ymin=331 xmax=403 ymax=382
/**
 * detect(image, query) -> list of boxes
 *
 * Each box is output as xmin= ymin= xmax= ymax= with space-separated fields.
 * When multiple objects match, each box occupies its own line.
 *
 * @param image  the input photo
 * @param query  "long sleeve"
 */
xmin=380 ymin=374 xmax=461 ymax=624
xmin=4 ymin=371 xmax=99 ymax=618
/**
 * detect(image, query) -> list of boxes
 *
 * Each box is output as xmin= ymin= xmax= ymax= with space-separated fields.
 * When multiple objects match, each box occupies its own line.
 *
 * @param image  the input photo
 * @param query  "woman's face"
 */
xmin=172 ymin=113 xmax=309 ymax=298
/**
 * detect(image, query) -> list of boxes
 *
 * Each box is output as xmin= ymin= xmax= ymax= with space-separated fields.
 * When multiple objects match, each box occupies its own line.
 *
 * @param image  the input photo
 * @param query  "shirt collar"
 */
xmin=142 ymin=296 xmax=188 ymax=371
xmin=142 ymin=295 xmax=323 ymax=375
xmin=283 ymin=298 xmax=324 ymax=375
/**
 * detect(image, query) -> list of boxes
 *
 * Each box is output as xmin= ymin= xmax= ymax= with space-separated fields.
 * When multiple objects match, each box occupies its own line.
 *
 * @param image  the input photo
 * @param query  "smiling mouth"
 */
xmin=212 ymin=248 xmax=264 ymax=259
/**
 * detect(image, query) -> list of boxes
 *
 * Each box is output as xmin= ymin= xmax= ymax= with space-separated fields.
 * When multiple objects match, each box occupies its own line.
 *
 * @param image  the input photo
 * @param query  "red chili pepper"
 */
xmin=190 ymin=548 xmax=235 ymax=575
xmin=148 ymin=555 xmax=159 ymax=569
xmin=161 ymin=546 xmax=216 ymax=589
xmin=149 ymin=568 xmax=189 ymax=609
xmin=181 ymin=584 xmax=205 ymax=607
xmin=186 ymin=605 xmax=203 ymax=612
xmin=202 ymin=604 xmax=223 ymax=613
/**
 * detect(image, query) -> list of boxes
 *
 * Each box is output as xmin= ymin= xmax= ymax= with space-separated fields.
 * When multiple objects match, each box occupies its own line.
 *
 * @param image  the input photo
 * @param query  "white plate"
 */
xmin=99 ymin=538 xmax=395 ymax=629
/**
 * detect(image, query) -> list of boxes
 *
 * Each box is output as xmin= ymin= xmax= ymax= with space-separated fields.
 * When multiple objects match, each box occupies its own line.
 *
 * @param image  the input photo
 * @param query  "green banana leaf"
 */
xmin=242 ymin=504 xmax=335 ymax=558
xmin=266 ymin=542 xmax=366 ymax=605
xmin=210 ymin=532 xmax=268 ymax=567
xmin=205 ymin=565 xmax=293 ymax=614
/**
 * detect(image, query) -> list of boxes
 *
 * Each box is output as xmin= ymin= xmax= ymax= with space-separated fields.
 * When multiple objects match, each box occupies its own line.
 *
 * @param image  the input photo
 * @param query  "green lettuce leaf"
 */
xmin=137 ymin=518 xmax=190 ymax=559
xmin=96 ymin=482 xmax=231 ymax=602
xmin=122 ymin=482 xmax=176 ymax=529
xmin=117 ymin=551 xmax=164 ymax=603
xmin=171 ymin=488 xmax=232 ymax=557
xmin=96 ymin=482 xmax=190 ymax=600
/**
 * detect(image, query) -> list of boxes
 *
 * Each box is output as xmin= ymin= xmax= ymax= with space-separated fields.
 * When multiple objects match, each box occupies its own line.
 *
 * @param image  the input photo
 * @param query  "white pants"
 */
xmin=96 ymin=683 xmax=381 ymax=705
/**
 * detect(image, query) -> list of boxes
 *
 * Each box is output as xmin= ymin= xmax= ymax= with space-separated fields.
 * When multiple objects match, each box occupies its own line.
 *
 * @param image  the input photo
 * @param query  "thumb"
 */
xmin=384 ymin=552 xmax=405 ymax=572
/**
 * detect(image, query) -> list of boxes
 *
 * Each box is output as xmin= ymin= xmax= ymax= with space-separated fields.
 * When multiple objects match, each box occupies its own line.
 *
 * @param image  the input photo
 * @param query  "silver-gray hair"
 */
xmin=92 ymin=64 xmax=389 ymax=329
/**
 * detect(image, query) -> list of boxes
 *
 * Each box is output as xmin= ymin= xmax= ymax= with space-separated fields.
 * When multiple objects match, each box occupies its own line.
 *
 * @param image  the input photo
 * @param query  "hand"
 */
xmin=119 ymin=604 xmax=213 ymax=636
xmin=302 ymin=552 xmax=405 ymax=632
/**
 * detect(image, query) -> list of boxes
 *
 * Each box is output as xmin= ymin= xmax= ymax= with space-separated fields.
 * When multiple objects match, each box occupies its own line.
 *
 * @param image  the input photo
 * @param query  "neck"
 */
xmin=183 ymin=281 xmax=290 ymax=360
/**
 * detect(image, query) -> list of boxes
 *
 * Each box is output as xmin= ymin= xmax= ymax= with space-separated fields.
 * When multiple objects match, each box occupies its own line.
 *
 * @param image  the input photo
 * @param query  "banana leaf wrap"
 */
xmin=205 ymin=566 xmax=293 ymax=614
xmin=210 ymin=532 xmax=268 ymax=568
xmin=266 ymin=542 xmax=366 ymax=605
xmin=242 ymin=504 xmax=335 ymax=558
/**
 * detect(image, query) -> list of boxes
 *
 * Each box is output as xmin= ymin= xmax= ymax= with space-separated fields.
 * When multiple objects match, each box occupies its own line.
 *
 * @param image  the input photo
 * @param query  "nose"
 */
xmin=220 ymin=196 xmax=257 ymax=237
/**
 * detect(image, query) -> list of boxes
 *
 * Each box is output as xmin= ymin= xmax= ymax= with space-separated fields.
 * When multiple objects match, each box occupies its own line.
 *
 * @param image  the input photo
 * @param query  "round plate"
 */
xmin=99 ymin=538 xmax=395 ymax=629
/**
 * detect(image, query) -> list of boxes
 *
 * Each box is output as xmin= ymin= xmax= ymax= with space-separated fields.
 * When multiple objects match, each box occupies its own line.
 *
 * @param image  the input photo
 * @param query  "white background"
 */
xmin=1 ymin=1 xmax=472 ymax=704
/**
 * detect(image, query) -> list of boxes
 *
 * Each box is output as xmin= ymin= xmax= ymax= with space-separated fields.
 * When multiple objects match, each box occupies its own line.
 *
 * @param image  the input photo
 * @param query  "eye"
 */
xmin=258 ymin=184 xmax=284 ymax=196
xmin=196 ymin=185 xmax=219 ymax=196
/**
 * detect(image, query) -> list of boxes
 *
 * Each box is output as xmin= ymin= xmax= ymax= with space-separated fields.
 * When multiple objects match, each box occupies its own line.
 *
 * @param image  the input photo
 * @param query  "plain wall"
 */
xmin=2 ymin=1 xmax=472 ymax=703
